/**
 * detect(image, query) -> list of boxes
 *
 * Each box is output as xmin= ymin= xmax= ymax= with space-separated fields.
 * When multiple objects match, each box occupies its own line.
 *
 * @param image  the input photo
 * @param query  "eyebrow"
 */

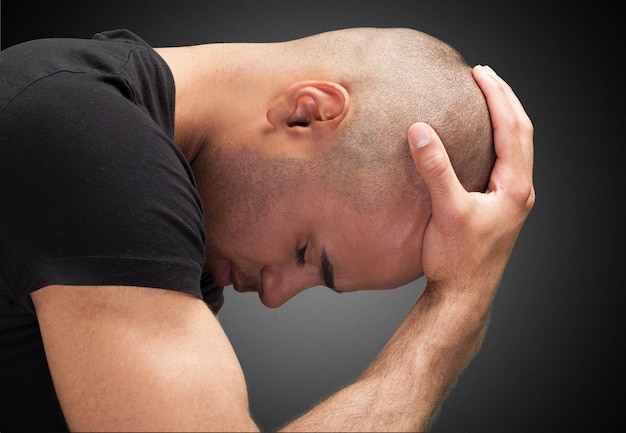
xmin=320 ymin=247 xmax=335 ymax=290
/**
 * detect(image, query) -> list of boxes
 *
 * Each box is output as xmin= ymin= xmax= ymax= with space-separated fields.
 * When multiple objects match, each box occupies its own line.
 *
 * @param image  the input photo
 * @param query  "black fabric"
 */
xmin=0 ymin=30 xmax=224 ymax=431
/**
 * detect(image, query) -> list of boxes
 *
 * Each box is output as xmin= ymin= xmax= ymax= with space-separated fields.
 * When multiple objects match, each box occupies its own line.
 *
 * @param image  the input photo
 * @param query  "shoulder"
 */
xmin=0 ymin=34 xmax=122 ymax=110
xmin=0 ymin=70 xmax=203 ymax=306
xmin=0 ymin=30 xmax=173 ymax=130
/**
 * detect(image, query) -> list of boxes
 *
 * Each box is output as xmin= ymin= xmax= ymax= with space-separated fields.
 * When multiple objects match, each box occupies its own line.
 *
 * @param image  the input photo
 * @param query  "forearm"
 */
xmin=281 ymin=285 xmax=492 ymax=432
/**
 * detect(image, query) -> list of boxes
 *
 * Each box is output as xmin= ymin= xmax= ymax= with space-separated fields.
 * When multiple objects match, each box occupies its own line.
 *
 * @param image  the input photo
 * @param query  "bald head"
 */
xmin=285 ymin=28 xmax=494 ymax=212
xmin=164 ymin=27 xmax=497 ymax=293
xmin=184 ymin=27 xmax=494 ymax=236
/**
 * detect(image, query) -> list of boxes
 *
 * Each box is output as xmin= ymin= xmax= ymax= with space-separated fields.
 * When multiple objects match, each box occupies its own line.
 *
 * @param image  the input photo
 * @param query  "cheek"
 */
xmin=207 ymin=210 xmax=299 ymax=271
xmin=339 ymin=256 xmax=416 ymax=291
xmin=340 ymin=259 xmax=422 ymax=292
xmin=196 ymin=145 xmax=284 ymax=224
xmin=334 ymin=224 xmax=425 ymax=292
xmin=368 ymin=235 xmax=424 ymax=290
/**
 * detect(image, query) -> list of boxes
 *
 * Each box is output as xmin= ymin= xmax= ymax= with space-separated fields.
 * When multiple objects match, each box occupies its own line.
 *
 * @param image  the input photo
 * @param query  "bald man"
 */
xmin=0 ymin=28 xmax=534 ymax=431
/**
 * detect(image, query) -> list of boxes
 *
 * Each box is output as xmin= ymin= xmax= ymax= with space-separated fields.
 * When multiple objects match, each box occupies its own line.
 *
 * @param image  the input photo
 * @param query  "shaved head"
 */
xmin=196 ymin=28 xmax=494 ymax=250
xmin=287 ymin=28 xmax=494 ymax=212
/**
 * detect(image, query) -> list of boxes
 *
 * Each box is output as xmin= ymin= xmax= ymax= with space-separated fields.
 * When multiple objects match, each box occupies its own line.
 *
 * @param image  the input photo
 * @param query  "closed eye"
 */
xmin=296 ymin=246 xmax=307 ymax=268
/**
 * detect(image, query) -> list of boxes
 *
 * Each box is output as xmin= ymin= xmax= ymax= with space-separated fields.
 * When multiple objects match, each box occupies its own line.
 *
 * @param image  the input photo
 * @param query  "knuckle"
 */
xmin=521 ymin=117 xmax=534 ymax=137
xmin=421 ymin=152 xmax=448 ymax=179
xmin=446 ymin=198 xmax=474 ymax=226
xmin=501 ymin=110 xmax=518 ymax=130
xmin=512 ymin=180 xmax=535 ymax=212
xmin=525 ymin=186 xmax=536 ymax=210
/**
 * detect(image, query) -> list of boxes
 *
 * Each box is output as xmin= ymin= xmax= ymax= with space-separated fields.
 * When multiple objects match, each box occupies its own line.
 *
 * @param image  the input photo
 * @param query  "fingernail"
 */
xmin=411 ymin=123 xmax=431 ymax=148
xmin=483 ymin=65 xmax=497 ymax=76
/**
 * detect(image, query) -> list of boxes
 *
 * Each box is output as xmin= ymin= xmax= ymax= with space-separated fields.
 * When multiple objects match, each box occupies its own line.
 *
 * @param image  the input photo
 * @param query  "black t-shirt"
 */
xmin=0 ymin=30 xmax=223 ymax=430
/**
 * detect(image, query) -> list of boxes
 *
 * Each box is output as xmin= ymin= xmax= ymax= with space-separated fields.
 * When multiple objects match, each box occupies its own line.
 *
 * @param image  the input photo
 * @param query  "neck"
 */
xmin=155 ymin=42 xmax=287 ymax=163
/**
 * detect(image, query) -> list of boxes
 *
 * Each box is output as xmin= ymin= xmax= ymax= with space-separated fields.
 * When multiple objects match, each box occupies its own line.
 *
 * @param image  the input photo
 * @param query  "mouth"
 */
xmin=213 ymin=262 xmax=233 ymax=287
xmin=232 ymin=269 xmax=263 ymax=297
xmin=210 ymin=261 xmax=264 ymax=297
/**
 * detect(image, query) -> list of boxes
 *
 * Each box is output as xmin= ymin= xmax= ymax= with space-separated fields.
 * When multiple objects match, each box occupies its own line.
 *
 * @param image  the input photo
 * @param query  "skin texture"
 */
xmin=29 ymin=27 xmax=534 ymax=431
xmin=154 ymin=28 xmax=493 ymax=308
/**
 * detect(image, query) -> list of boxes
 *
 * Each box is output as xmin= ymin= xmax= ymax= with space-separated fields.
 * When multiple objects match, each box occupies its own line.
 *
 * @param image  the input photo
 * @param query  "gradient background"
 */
xmin=2 ymin=1 xmax=622 ymax=431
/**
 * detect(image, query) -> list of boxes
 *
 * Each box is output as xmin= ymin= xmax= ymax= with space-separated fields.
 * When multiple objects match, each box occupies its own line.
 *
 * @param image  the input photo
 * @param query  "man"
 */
xmin=0 ymin=27 xmax=534 ymax=431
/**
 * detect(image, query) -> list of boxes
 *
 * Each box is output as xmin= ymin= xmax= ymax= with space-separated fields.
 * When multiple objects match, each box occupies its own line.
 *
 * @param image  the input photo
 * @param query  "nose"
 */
xmin=260 ymin=264 xmax=321 ymax=307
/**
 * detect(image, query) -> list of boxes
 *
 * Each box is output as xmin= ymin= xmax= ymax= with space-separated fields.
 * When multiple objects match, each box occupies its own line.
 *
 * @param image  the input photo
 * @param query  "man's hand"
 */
xmin=408 ymin=65 xmax=535 ymax=305
xmin=283 ymin=66 xmax=536 ymax=432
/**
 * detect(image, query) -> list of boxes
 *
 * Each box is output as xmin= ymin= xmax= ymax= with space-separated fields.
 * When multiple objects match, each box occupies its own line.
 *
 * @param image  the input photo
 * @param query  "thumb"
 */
xmin=407 ymin=122 xmax=465 ymax=206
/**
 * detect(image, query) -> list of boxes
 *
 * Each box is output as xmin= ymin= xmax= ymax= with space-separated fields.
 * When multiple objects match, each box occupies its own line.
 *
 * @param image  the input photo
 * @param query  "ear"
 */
xmin=267 ymin=81 xmax=350 ymax=132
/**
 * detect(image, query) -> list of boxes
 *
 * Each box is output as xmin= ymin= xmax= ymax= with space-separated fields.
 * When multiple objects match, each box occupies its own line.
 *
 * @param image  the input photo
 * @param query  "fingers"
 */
xmin=472 ymin=65 xmax=535 ymax=210
xmin=407 ymin=122 xmax=465 ymax=210
xmin=473 ymin=66 xmax=519 ymax=166
xmin=474 ymin=66 xmax=532 ymax=128
xmin=409 ymin=65 xmax=535 ymax=227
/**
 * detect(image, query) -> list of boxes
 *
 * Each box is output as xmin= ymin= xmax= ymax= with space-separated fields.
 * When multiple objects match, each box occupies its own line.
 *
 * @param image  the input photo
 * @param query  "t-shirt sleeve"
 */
xmin=0 ymin=70 xmax=207 ymax=313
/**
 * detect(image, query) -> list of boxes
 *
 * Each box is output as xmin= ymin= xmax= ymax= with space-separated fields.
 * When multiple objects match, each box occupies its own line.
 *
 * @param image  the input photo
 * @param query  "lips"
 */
xmin=231 ymin=268 xmax=263 ymax=297
xmin=213 ymin=262 xmax=233 ymax=286
xmin=231 ymin=272 xmax=255 ymax=294
xmin=210 ymin=261 xmax=264 ymax=297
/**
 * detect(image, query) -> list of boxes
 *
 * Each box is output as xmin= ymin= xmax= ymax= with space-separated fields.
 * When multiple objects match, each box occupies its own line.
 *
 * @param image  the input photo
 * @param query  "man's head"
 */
xmin=188 ymin=27 xmax=494 ymax=307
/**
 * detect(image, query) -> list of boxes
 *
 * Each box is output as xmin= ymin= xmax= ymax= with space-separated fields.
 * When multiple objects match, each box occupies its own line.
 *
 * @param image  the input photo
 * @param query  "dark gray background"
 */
xmin=2 ymin=1 xmax=622 ymax=431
